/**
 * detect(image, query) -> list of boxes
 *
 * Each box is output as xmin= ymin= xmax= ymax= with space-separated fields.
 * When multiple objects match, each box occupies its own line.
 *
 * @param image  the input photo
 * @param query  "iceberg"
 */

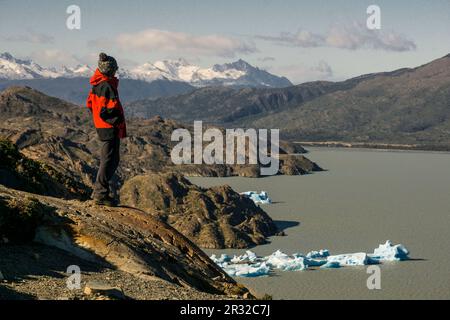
xmin=220 ymin=262 xmax=270 ymax=277
xmin=306 ymin=249 xmax=330 ymax=259
xmin=369 ymin=240 xmax=410 ymax=262
xmin=320 ymin=261 xmax=341 ymax=269
xmin=264 ymin=250 xmax=306 ymax=271
xmin=326 ymin=252 xmax=368 ymax=266
xmin=240 ymin=191 xmax=272 ymax=205
xmin=210 ymin=254 xmax=231 ymax=265
xmin=210 ymin=241 xmax=410 ymax=278
xmin=303 ymin=257 xmax=328 ymax=267
xmin=231 ymin=250 xmax=258 ymax=264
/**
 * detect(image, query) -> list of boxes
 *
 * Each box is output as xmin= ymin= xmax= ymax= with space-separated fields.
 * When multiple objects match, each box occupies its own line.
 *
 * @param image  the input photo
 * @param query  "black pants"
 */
xmin=93 ymin=137 xmax=120 ymax=200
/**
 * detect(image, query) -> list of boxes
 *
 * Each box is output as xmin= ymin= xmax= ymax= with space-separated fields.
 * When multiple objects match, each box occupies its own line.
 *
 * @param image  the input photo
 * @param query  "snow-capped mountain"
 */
xmin=0 ymin=52 xmax=93 ymax=80
xmin=0 ymin=52 xmax=292 ymax=88
xmin=0 ymin=52 xmax=60 ymax=80
xmin=60 ymin=64 xmax=94 ymax=78
xmin=127 ymin=58 xmax=292 ymax=87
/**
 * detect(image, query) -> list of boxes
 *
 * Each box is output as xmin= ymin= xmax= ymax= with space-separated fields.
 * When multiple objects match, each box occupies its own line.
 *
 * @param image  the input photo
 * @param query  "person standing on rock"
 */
xmin=86 ymin=53 xmax=127 ymax=207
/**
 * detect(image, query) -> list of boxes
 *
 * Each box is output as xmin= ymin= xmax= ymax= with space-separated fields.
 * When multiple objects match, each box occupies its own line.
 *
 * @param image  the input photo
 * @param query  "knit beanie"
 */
xmin=98 ymin=53 xmax=118 ymax=77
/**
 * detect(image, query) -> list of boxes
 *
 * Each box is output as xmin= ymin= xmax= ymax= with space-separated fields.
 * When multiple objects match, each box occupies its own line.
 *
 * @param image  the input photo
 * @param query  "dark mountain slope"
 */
xmin=0 ymin=78 xmax=195 ymax=105
xmin=126 ymin=54 xmax=450 ymax=149
xmin=125 ymin=80 xmax=355 ymax=124
xmin=251 ymin=54 xmax=450 ymax=147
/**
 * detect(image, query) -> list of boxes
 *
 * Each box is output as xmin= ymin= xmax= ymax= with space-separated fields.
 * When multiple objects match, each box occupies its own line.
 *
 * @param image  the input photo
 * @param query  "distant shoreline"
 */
xmin=295 ymin=141 xmax=450 ymax=153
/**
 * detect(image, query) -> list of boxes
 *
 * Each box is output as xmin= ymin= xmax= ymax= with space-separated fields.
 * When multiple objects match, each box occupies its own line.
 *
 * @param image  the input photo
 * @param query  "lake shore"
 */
xmin=295 ymin=141 xmax=450 ymax=153
xmin=191 ymin=147 xmax=450 ymax=300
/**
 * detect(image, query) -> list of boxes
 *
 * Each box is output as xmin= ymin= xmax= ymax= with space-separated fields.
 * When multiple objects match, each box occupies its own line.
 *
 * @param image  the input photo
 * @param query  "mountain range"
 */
xmin=126 ymin=54 xmax=450 ymax=150
xmin=0 ymin=53 xmax=292 ymax=104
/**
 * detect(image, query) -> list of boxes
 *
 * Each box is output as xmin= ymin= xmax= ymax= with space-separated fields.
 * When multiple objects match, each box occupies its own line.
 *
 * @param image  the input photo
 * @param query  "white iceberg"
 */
xmin=306 ymin=249 xmax=330 ymax=259
xmin=221 ymin=262 xmax=270 ymax=277
xmin=326 ymin=252 xmax=368 ymax=266
xmin=231 ymin=250 xmax=258 ymax=264
xmin=240 ymin=191 xmax=272 ymax=205
xmin=264 ymin=250 xmax=307 ymax=271
xmin=320 ymin=261 xmax=341 ymax=269
xmin=210 ymin=254 xmax=231 ymax=265
xmin=303 ymin=257 xmax=328 ymax=267
xmin=369 ymin=240 xmax=410 ymax=262
xmin=210 ymin=241 xmax=410 ymax=278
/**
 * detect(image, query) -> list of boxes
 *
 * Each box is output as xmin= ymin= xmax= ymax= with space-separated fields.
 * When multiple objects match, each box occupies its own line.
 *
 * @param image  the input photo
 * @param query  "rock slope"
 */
xmin=0 ymin=86 xmax=322 ymax=191
xmin=0 ymin=185 xmax=250 ymax=297
xmin=120 ymin=173 xmax=279 ymax=249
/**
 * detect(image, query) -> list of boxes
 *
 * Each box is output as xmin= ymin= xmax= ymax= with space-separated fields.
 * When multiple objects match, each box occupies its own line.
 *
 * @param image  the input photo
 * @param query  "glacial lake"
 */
xmin=190 ymin=147 xmax=450 ymax=300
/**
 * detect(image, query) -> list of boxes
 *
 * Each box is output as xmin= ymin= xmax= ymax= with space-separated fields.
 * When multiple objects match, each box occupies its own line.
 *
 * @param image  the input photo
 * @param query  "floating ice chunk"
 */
xmin=369 ymin=240 xmax=410 ymax=262
xmin=264 ymin=250 xmax=307 ymax=271
xmin=304 ymin=258 xmax=328 ymax=267
xmin=327 ymin=252 xmax=368 ymax=266
xmin=210 ymin=254 xmax=231 ymax=265
xmin=320 ymin=261 xmax=341 ymax=269
xmin=240 ymin=191 xmax=272 ymax=205
xmin=306 ymin=249 xmax=330 ymax=259
xmin=222 ymin=262 xmax=270 ymax=277
xmin=231 ymin=250 xmax=258 ymax=264
xmin=209 ymin=241 xmax=410 ymax=277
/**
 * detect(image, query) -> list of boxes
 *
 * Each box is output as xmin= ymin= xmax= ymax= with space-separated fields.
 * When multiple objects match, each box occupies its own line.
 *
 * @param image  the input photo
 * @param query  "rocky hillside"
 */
xmin=0 ymin=139 xmax=90 ymax=200
xmin=120 ymin=173 xmax=279 ymax=249
xmin=0 ymin=134 xmax=267 ymax=299
xmin=125 ymin=81 xmax=344 ymax=123
xmin=0 ymin=140 xmax=254 ymax=299
xmin=126 ymin=54 xmax=450 ymax=150
xmin=0 ymin=78 xmax=195 ymax=105
xmin=0 ymin=184 xmax=251 ymax=298
xmin=0 ymin=86 xmax=322 ymax=192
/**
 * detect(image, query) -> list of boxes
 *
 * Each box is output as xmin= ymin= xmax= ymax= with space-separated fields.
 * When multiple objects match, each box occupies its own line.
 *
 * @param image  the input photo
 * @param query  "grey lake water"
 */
xmin=190 ymin=148 xmax=450 ymax=300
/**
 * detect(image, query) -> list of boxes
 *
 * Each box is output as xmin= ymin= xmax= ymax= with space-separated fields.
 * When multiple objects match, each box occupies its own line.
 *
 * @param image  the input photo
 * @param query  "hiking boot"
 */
xmin=94 ymin=196 xmax=118 ymax=207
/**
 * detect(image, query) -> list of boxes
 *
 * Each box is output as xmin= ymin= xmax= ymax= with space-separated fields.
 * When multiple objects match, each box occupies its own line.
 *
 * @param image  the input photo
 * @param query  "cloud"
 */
xmin=256 ymin=29 xmax=325 ymax=48
xmin=4 ymin=30 xmax=54 ymax=44
xmin=258 ymin=56 xmax=276 ymax=62
xmin=29 ymin=49 xmax=81 ymax=67
xmin=255 ymin=22 xmax=416 ymax=52
xmin=270 ymin=61 xmax=334 ymax=84
xmin=90 ymin=29 xmax=257 ymax=58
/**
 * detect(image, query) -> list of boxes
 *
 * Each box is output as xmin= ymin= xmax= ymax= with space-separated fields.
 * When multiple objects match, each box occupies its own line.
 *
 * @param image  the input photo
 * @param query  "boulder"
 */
xmin=120 ymin=173 xmax=279 ymax=249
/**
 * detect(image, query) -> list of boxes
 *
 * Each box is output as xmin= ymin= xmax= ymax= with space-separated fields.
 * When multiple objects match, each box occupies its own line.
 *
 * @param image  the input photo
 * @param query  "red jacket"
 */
xmin=86 ymin=69 xmax=127 ymax=140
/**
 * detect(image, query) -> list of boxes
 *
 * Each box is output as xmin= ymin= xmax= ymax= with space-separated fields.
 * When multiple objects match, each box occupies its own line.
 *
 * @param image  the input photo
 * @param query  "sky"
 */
xmin=1 ymin=0 xmax=450 ymax=84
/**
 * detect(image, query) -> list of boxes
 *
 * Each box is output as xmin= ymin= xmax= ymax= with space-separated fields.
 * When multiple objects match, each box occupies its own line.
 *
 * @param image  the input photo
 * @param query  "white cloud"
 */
xmin=29 ymin=49 xmax=81 ymax=67
xmin=256 ymin=22 xmax=416 ymax=52
xmin=270 ymin=61 xmax=334 ymax=84
xmin=4 ymin=30 xmax=54 ymax=44
xmin=257 ymin=29 xmax=325 ymax=48
xmin=91 ymin=29 xmax=257 ymax=58
xmin=258 ymin=56 xmax=276 ymax=62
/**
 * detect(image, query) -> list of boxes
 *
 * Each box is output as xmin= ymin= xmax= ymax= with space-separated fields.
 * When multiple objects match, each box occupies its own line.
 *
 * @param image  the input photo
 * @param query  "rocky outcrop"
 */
xmin=0 ymin=138 xmax=90 ymax=200
xmin=0 ymin=185 xmax=250 ymax=297
xmin=120 ymin=173 xmax=279 ymax=249
xmin=0 ymin=87 xmax=322 ymax=191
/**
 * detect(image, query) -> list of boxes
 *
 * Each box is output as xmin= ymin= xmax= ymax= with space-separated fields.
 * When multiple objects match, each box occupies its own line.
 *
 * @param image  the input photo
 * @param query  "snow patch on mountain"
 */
xmin=0 ymin=52 xmax=292 ymax=88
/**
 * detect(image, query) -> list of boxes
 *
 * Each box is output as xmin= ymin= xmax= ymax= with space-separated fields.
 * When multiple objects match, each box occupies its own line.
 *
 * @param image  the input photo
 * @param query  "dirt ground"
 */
xmin=0 ymin=244 xmax=233 ymax=300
